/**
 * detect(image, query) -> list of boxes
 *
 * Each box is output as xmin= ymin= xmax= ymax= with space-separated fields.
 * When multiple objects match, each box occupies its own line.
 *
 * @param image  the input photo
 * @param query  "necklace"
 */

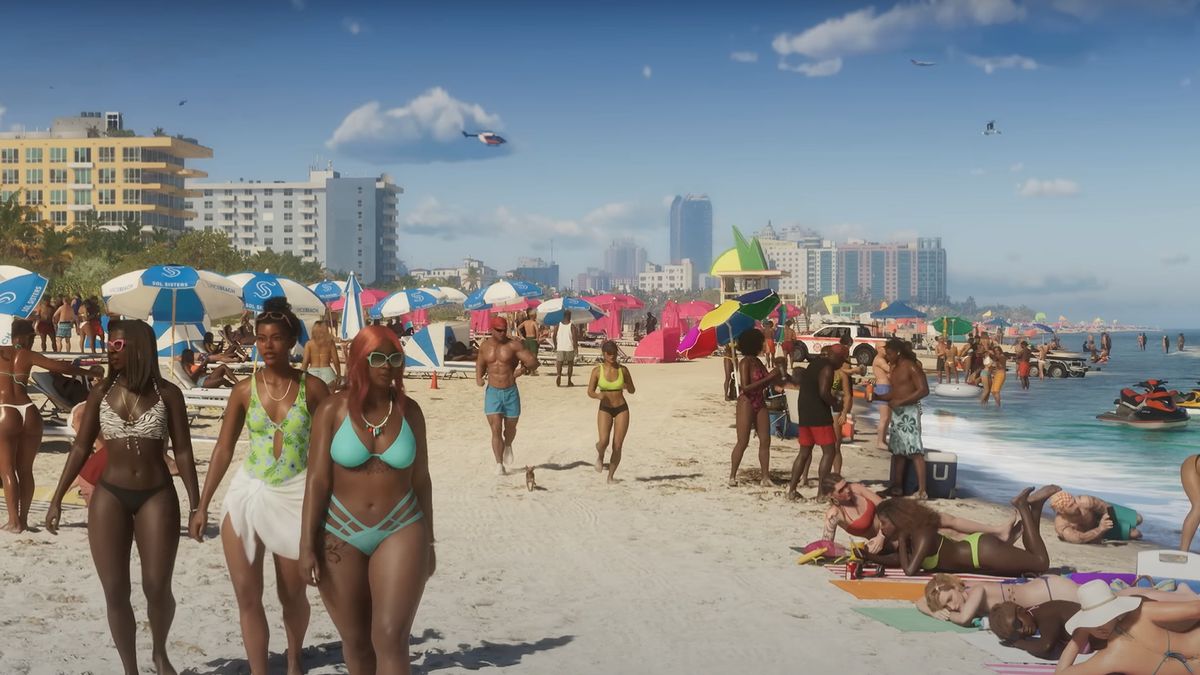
xmin=260 ymin=371 xmax=294 ymax=402
xmin=362 ymin=396 xmax=394 ymax=438
xmin=119 ymin=380 xmax=144 ymax=456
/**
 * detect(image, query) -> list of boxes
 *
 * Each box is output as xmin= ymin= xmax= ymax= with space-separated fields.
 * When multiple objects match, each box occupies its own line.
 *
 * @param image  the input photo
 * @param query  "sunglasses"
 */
xmin=108 ymin=338 xmax=126 ymax=353
xmin=367 ymin=352 xmax=404 ymax=368
xmin=256 ymin=311 xmax=294 ymax=327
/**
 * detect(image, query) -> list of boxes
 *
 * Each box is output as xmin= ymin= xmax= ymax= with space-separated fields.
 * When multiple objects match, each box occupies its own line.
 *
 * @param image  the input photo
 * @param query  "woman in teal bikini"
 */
xmin=869 ymin=486 xmax=1056 ymax=577
xmin=188 ymin=298 xmax=330 ymax=675
xmin=301 ymin=325 xmax=435 ymax=674
xmin=587 ymin=340 xmax=635 ymax=483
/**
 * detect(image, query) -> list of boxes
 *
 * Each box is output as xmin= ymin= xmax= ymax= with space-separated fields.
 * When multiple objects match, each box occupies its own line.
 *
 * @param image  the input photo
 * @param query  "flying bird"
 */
xmin=910 ymin=59 xmax=936 ymax=66
xmin=983 ymin=120 xmax=1002 ymax=136
xmin=462 ymin=130 xmax=506 ymax=146
xmin=178 ymin=99 xmax=188 ymax=106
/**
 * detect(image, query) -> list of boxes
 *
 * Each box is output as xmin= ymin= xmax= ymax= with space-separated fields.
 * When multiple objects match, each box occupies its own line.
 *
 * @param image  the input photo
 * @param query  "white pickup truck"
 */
xmin=793 ymin=323 xmax=887 ymax=366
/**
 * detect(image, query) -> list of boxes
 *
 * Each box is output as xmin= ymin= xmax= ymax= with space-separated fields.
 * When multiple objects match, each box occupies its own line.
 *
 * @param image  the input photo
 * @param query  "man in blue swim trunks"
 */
xmin=477 ymin=316 xmax=539 ymax=476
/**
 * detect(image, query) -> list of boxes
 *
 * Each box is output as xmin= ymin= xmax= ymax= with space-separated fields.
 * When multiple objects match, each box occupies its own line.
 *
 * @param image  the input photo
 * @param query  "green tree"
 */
xmin=243 ymin=249 xmax=326 ymax=283
xmin=36 ymin=227 xmax=75 ymax=277
xmin=0 ymin=192 xmax=43 ymax=262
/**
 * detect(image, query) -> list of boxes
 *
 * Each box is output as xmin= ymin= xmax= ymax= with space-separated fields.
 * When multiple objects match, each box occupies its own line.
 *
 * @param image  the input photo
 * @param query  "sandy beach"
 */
xmin=0 ymin=356 xmax=1153 ymax=674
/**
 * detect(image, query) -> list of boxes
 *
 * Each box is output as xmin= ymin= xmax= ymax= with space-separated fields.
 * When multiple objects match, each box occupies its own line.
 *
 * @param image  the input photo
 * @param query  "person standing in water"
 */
xmin=1180 ymin=333 xmax=1187 ymax=352
xmin=1015 ymin=341 xmax=1032 ymax=391
xmin=1138 ymin=332 xmax=1146 ymax=350
xmin=477 ymin=317 xmax=538 ymax=475
xmin=981 ymin=345 xmax=1007 ymax=407
xmin=873 ymin=338 xmax=930 ymax=499
xmin=871 ymin=349 xmax=892 ymax=450
xmin=587 ymin=341 xmax=635 ymax=483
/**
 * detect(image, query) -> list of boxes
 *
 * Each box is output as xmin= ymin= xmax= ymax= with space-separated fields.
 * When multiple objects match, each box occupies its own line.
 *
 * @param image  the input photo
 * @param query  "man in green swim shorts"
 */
xmin=1049 ymin=490 xmax=1143 ymax=543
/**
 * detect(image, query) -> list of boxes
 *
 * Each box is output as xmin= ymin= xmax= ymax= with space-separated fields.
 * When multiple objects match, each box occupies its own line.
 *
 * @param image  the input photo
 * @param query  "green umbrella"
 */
xmin=934 ymin=316 xmax=972 ymax=335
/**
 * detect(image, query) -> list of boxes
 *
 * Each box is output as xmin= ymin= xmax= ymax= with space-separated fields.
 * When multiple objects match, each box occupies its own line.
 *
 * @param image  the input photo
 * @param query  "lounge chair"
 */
xmin=29 ymin=371 xmax=87 ymax=425
xmin=169 ymin=360 xmax=233 ymax=423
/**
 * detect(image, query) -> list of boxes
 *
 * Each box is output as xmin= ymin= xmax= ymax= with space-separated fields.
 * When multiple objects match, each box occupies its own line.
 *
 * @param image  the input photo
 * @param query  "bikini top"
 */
xmin=841 ymin=497 xmax=876 ymax=537
xmin=597 ymin=365 xmax=624 ymax=391
xmin=244 ymin=373 xmax=311 ymax=485
xmin=99 ymin=380 xmax=168 ymax=441
xmin=331 ymin=407 xmax=416 ymax=470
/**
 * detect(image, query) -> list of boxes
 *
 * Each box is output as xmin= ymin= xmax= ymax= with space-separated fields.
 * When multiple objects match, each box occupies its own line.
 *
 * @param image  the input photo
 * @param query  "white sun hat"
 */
xmin=1065 ymin=579 xmax=1143 ymax=634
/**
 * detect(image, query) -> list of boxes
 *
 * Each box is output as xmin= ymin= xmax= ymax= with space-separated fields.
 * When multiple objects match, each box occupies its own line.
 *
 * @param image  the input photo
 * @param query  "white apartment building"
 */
xmin=408 ymin=257 xmax=499 ymax=290
xmin=637 ymin=259 xmax=694 ymax=293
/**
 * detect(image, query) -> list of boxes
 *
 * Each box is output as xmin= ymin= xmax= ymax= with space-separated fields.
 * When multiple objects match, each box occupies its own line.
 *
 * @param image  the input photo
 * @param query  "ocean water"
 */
xmin=868 ymin=331 xmax=1200 ymax=547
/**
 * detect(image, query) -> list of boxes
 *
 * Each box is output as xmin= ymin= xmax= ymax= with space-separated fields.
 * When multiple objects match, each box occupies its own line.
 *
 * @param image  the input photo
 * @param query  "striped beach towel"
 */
xmin=985 ymin=664 xmax=1055 ymax=674
xmin=823 ymin=563 xmax=1008 ymax=582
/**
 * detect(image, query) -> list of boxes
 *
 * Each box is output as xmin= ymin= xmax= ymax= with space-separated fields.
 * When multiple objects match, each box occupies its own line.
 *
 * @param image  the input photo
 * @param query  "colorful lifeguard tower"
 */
xmin=710 ymin=227 xmax=785 ymax=302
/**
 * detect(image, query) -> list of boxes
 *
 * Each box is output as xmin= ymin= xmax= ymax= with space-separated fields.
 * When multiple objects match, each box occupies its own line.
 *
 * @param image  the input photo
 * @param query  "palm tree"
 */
xmin=0 ymin=192 xmax=43 ymax=261
xmin=465 ymin=266 xmax=481 ymax=291
xmin=37 ymin=227 xmax=75 ymax=277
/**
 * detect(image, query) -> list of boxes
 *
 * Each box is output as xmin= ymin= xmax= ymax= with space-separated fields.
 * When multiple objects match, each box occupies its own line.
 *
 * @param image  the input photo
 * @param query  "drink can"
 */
xmin=845 ymin=560 xmax=859 ymax=580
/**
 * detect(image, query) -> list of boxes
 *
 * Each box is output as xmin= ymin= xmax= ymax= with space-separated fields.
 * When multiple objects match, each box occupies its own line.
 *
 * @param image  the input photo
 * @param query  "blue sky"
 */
xmin=2 ymin=0 xmax=1198 ymax=323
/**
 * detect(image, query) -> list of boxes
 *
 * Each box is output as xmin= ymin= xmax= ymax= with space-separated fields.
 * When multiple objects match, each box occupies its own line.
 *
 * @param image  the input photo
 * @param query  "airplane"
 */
xmin=462 ymin=130 xmax=506 ymax=145
xmin=910 ymin=59 xmax=936 ymax=66
xmin=983 ymin=120 xmax=1001 ymax=135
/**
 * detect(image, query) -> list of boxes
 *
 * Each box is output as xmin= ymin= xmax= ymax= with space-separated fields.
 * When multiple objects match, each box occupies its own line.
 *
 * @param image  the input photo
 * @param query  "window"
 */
xmin=50 ymin=211 xmax=67 ymax=226
xmin=25 ymin=190 xmax=43 ymax=205
xmin=357 ymin=249 xmax=363 ymax=256
xmin=283 ymin=213 xmax=293 ymax=221
xmin=283 ymin=224 xmax=293 ymax=233
xmin=304 ymin=225 xmax=314 ymax=233
xmin=265 ymin=237 xmax=274 ymax=246
xmin=303 ymin=189 xmax=312 ymax=195
xmin=0 ymin=148 xmax=17 ymax=163
xmin=264 ymin=225 xmax=273 ymax=233
xmin=283 ymin=200 xmax=292 ymax=208
xmin=73 ymin=168 xmax=92 ymax=184
xmin=283 ymin=189 xmax=293 ymax=196
xmin=50 ymin=169 xmax=67 ymax=184
xmin=183 ymin=202 xmax=193 ymax=210
xmin=122 ymin=189 xmax=141 ymax=204
xmin=203 ymin=189 xmax=213 ymax=197
xmin=223 ymin=189 xmax=232 ymax=196
xmin=123 ymin=168 xmax=141 ymax=183
xmin=25 ymin=148 xmax=42 ymax=163
xmin=357 ymin=237 xmax=363 ymax=245
xmin=73 ymin=147 xmax=92 ymax=163
xmin=50 ymin=189 xmax=67 ymax=205
xmin=284 ymin=237 xmax=293 ymax=245
xmin=357 ymin=212 xmax=362 ymax=219
xmin=203 ymin=201 xmax=212 ymax=208
xmin=98 ymin=189 xmax=116 ymax=205
xmin=122 ymin=147 xmax=141 ymax=162
xmin=0 ymin=190 xmax=12 ymax=202
xmin=98 ymin=146 xmax=115 ymax=163
xmin=263 ymin=200 xmax=273 ymax=208
xmin=26 ymin=169 xmax=43 ymax=184
xmin=264 ymin=189 xmax=273 ymax=196
xmin=222 ymin=213 xmax=233 ymax=221
xmin=357 ymin=187 xmax=363 ymax=194
xmin=50 ymin=147 xmax=67 ymax=163
xmin=98 ymin=168 xmax=116 ymax=184
xmin=204 ymin=213 xmax=213 ymax=221
xmin=357 ymin=199 xmax=363 ymax=207
xmin=243 ymin=189 xmax=252 ymax=195
xmin=1 ymin=169 xmax=17 ymax=184
xmin=73 ymin=189 xmax=92 ymax=206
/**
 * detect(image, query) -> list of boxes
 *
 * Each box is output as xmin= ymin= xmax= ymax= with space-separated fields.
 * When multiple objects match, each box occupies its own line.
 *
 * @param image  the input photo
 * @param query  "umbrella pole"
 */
xmin=170 ymin=289 xmax=177 ymax=374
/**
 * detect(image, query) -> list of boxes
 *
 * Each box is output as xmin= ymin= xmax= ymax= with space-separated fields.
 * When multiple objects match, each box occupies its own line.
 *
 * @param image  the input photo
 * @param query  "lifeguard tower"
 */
xmin=709 ymin=227 xmax=785 ymax=302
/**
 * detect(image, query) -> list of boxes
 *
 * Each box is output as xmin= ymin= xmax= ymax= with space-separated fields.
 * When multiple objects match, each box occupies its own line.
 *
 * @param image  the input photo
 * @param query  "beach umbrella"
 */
xmin=308 ymin=279 xmax=346 ymax=303
xmin=464 ymin=279 xmax=544 ymax=311
xmin=329 ymin=288 xmax=388 ymax=311
xmin=371 ymin=288 xmax=441 ymax=319
xmin=0 ymin=266 xmax=49 ymax=320
xmin=1032 ymin=323 xmax=1055 ymax=334
xmin=698 ymin=288 xmax=781 ymax=345
xmin=338 ymin=272 xmax=366 ymax=341
xmin=492 ymin=298 xmax=543 ymax=313
xmin=424 ymin=286 xmax=467 ymax=304
xmin=150 ymin=317 xmax=208 ymax=357
xmin=676 ymin=300 xmax=716 ymax=321
xmin=870 ymin=300 xmax=926 ymax=320
xmin=933 ymin=316 xmax=972 ymax=336
xmin=982 ymin=317 xmax=1011 ymax=328
xmin=677 ymin=325 xmax=718 ymax=359
xmin=1034 ymin=312 xmax=1047 ymax=321
xmin=227 ymin=271 xmax=325 ymax=326
xmin=537 ymin=297 xmax=606 ymax=326
xmin=102 ymin=264 xmax=242 ymax=362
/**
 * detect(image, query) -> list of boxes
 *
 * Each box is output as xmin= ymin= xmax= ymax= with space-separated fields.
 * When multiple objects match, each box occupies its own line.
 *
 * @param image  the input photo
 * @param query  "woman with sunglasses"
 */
xmin=301 ymin=325 xmax=434 ymax=674
xmin=45 ymin=320 xmax=200 ymax=675
xmin=188 ymin=298 xmax=330 ymax=675
xmin=1 ymin=319 xmax=103 ymax=533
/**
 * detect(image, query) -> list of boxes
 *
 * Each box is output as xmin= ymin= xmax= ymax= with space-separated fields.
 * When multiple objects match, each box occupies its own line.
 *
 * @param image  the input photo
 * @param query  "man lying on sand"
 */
xmin=1049 ymin=490 xmax=1143 ymax=544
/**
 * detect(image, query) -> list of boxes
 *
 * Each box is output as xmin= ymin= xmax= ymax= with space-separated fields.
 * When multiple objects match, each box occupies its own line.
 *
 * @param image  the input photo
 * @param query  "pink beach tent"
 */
xmin=633 ymin=328 xmax=679 ymax=363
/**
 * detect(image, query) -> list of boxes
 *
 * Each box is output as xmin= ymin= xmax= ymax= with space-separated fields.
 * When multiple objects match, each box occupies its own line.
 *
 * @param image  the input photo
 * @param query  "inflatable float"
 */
xmin=933 ymin=383 xmax=982 ymax=398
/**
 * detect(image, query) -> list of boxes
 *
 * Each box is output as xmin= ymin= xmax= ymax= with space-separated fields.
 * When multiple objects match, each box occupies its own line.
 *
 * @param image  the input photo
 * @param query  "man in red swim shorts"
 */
xmin=786 ymin=344 xmax=848 ymax=501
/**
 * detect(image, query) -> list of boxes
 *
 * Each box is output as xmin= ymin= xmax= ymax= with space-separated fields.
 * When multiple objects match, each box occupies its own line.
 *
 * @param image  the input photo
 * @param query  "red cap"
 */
xmin=491 ymin=316 xmax=508 ymax=331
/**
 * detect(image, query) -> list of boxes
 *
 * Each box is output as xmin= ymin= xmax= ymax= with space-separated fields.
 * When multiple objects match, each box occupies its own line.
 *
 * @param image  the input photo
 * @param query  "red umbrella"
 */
xmin=330 ymin=288 xmax=388 ymax=310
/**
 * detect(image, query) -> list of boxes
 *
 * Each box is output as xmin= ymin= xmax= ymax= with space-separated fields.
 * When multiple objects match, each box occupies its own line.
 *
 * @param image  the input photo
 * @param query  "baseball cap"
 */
xmin=490 ymin=316 xmax=508 ymax=331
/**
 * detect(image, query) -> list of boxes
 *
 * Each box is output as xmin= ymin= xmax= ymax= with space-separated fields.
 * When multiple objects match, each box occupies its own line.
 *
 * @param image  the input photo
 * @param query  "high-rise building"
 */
xmin=756 ymin=226 xmax=837 ymax=302
xmin=603 ymin=239 xmax=647 ymax=280
xmin=669 ymin=194 xmax=712 ymax=283
xmin=836 ymin=238 xmax=947 ymax=305
xmin=638 ymin=259 xmax=695 ymax=293
xmin=0 ymin=111 xmax=211 ymax=231
xmin=510 ymin=256 xmax=559 ymax=289
xmin=186 ymin=167 xmax=402 ymax=284
xmin=575 ymin=267 xmax=611 ymax=293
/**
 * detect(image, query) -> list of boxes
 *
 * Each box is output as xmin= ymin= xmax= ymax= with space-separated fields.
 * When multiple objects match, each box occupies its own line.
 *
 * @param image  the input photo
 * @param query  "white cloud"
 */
xmin=327 ymin=87 xmax=511 ymax=164
xmin=967 ymin=53 xmax=1039 ymax=74
xmin=772 ymin=0 xmax=1025 ymax=74
xmin=1010 ymin=161 xmax=1024 ymax=172
xmin=342 ymin=17 xmax=364 ymax=35
xmin=778 ymin=57 xmax=843 ymax=77
xmin=642 ymin=65 xmax=652 ymax=79
xmin=1017 ymin=178 xmax=1080 ymax=198
xmin=969 ymin=167 xmax=986 ymax=176
xmin=730 ymin=51 xmax=760 ymax=63
xmin=401 ymin=197 xmax=661 ymax=246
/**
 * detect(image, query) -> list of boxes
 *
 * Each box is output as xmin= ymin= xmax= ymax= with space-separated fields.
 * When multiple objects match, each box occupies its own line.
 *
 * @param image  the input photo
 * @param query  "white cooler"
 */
xmin=901 ymin=450 xmax=958 ymax=499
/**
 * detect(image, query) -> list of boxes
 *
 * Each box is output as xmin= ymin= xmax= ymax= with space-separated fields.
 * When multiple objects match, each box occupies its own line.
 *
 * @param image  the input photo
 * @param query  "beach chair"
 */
xmin=169 ymin=360 xmax=234 ymax=423
xmin=29 ymin=371 xmax=87 ymax=425
xmin=765 ymin=391 xmax=793 ymax=439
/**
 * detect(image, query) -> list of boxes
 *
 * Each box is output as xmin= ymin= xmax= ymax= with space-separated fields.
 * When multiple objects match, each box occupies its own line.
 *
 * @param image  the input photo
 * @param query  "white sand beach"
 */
xmin=0 ymin=356 xmax=1149 ymax=674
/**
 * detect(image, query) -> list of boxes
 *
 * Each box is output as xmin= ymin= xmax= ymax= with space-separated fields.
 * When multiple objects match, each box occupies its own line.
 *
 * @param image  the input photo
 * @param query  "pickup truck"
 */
xmin=793 ymin=323 xmax=886 ymax=366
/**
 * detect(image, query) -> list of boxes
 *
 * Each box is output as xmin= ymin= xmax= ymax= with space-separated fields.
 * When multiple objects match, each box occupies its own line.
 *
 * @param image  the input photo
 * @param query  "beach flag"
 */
xmin=822 ymin=294 xmax=839 ymax=314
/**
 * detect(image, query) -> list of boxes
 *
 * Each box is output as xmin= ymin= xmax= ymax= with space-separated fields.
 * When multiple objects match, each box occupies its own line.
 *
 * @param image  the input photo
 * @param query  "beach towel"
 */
xmin=823 ymin=563 xmax=1008 ymax=583
xmin=830 ymin=579 xmax=926 ymax=601
xmin=852 ymin=607 xmax=978 ymax=633
xmin=222 ymin=466 xmax=306 ymax=562
xmin=985 ymin=664 xmax=1056 ymax=674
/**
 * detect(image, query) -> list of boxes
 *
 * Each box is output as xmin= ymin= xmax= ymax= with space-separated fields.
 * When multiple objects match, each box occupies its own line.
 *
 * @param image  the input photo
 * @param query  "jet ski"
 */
xmin=1175 ymin=383 xmax=1200 ymax=417
xmin=1097 ymin=380 xmax=1189 ymax=429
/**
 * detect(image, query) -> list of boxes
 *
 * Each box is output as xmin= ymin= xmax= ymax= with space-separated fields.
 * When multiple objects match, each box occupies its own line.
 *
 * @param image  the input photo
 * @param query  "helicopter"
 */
xmin=983 ymin=120 xmax=1002 ymax=136
xmin=462 ymin=130 xmax=507 ymax=146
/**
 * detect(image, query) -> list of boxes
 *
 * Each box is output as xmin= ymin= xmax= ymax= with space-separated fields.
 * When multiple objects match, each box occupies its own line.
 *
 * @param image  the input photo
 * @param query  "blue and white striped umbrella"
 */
xmin=151 ymin=317 xmax=208 ymax=357
xmin=424 ymin=286 xmax=468 ymax=304
xmin=0 ymin=265 xmax=49 ymax=320
xmin=371 ymin=288 xmax=440 ymax=319
xmin=309 ymin=279 xmax=346 ymax=303
xmin=339 ymin=272 xmax=365 ymax=341
xmin=536 ymin=297 xmax=606 ymax=326
xmin=228 ymin=271 xmax=326 ymax=325
xmin=102 ymin=265 xmax=243 ymax=323
xmin=463 ymin=280 xmax=543 ymax=311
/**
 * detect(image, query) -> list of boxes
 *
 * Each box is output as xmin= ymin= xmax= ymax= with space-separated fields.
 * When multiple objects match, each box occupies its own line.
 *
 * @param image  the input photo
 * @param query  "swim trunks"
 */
xmin=484 ymin=384 xmax=521 ymax=419
xmin=798 ymin=425 xmax=837 ymax=446
xmin=991 ymin=371 xmax=1007 ymax=392
xmin=56 ymin=322 xmax=72 ymax=339
xmin=522 ymin=338 xmax=539 ymax=356
xmin=888 ymin=404 xmax=924 ymax=456
xmin=873 ymin=383 xmax=891 ymax=408
xmin=556 ymin=350 xmax=575 ymax=365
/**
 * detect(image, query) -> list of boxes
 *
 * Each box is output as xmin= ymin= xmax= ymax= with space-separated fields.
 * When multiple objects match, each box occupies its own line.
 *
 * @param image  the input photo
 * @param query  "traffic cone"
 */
xmin=430 ymin=371 xmax=439 ymax=389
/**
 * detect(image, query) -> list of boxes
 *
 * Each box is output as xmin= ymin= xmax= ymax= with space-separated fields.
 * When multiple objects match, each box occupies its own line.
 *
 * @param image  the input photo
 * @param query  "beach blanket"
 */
xmin=824 ymin=563 xmax=1008 ymax=582
xmin=852 ymin=607 xmax=978 ymax=633
xmin=830 ymin=579 xmax=927 ymax=601
xmin=960 ymin=632 xmax=1093 ymax=666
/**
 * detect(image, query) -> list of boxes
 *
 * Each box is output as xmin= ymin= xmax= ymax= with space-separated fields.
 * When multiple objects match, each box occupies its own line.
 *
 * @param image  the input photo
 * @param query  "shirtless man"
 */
xmin=516 ymin=309 xmax=541 ymax=376
xmin=477 ymin=316 xmax=538 ymax=475
xmin=1037 ymin=341 xmax=1052 ymax=381
xmin=1049 ymin=490 xmax=1143 ymax=544
xmin=981 ymin=345 xmax=1007 ymax=407
xmin=934 ymin=337 xmax=949 ymax=384
xmin=873 ymin=338 xmax=930 ymax=498
xmin=52 ymin=296 xmax=75 ymax=353
xmin=1015 ymin=340 xmax=1033 ymax=390
xmin=945 ymin=340 xmax=960 ymax=383
xmin=872 ymin=349 xmax=893 ymax=450
xmin=35 ymin=299 xmax=55 ymax=352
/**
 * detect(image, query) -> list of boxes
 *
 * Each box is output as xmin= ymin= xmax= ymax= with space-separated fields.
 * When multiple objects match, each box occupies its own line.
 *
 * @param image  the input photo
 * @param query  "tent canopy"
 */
xmin=869 ymin=300 xmax=926 ymax=320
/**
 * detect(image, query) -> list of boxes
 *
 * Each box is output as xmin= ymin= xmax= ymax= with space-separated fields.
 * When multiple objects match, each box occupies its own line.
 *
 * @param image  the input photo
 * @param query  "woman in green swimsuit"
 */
xmin=188 ymin=298 xmax=330 ymax=675
xmin=587 ymin=340 xmax=635 ymax=484
xmin=869 ymin=486 xmax=1056 ymax=577
xmin=301 ymin=325 xmax=435 ymax=674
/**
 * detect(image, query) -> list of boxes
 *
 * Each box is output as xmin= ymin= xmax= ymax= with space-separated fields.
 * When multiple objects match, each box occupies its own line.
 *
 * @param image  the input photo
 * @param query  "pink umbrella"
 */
xmin=330 ymin=288 xmax=388 ymax=310
xmin=676 ymin=300 xmax=715 ymax=321
xmin=585 ymin=294 xmax=644 ymax=310
xmin=492 ymin=298 xmax=542 ymax=313
xmin=661 ymin=300 xmax=681 ymax=330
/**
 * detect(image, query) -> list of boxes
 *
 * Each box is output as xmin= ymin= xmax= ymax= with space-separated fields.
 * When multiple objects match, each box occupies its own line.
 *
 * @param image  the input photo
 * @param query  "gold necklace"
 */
xmin=260 ymin=371 xmax=293 ymax=402
xmin=119 ymin=380 xmax=145 ymax=455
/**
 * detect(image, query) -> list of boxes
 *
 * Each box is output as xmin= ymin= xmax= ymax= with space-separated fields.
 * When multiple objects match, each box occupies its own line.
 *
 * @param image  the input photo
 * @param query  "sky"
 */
xmin=2 ymin=0 xmax=1198 ymax=324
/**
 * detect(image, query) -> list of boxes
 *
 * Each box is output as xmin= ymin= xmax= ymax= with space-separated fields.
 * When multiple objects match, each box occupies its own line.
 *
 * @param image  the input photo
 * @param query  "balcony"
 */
xmin=236 ymin=206 xmax=255 ymax=214
xmin=68 ymin=161 xmax=93 ymax=169
xmin=69 ymin=183 xmax=93 ymax=190
xmin=217 ymin=206 xmax=234 ymax=214
xmin=299 ymin=206 xmax=316 ymax=215
xmin=67 ymin=204 xmax=93 ymax=211
xmin=219 ymin=194 xmax=236 ymax=202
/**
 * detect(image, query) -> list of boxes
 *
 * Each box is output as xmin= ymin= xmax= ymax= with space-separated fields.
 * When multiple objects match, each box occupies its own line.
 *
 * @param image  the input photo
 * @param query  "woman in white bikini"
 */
xmin=0 ymin=319 xmax=102 ymax=533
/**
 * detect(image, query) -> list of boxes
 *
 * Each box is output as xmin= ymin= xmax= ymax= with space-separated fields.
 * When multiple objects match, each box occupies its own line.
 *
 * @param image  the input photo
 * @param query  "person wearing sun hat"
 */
xmin=1058 ymin=579 xmax=1200 ymax=673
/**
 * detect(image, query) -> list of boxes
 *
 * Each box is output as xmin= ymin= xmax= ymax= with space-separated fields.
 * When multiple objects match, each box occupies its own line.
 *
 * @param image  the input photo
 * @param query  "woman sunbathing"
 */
xmin=819 ymin=474 xmax=1019 ymax=553
xmin=1058 ymin=581 xmax=1200 ymax=674
xmin=868 ymin=486 xmax=1057 ymax=578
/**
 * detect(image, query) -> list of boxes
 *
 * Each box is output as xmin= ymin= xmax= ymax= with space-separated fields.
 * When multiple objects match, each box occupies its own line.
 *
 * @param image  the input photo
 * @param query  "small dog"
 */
xmin=525 ymin=466 xmax=537 ymax=492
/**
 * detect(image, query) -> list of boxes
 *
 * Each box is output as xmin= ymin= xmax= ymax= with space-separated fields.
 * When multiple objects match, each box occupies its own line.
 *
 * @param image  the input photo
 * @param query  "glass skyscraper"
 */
xmin=669 ymin=194 xmax=712 ymax=284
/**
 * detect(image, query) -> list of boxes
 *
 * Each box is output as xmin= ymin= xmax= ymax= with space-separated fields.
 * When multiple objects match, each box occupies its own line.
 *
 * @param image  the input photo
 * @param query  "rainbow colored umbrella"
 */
xmin=677 ymin=325 xmax=718 ymax=359
xmin=678 ymin=289 xmax=781 ymax=359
